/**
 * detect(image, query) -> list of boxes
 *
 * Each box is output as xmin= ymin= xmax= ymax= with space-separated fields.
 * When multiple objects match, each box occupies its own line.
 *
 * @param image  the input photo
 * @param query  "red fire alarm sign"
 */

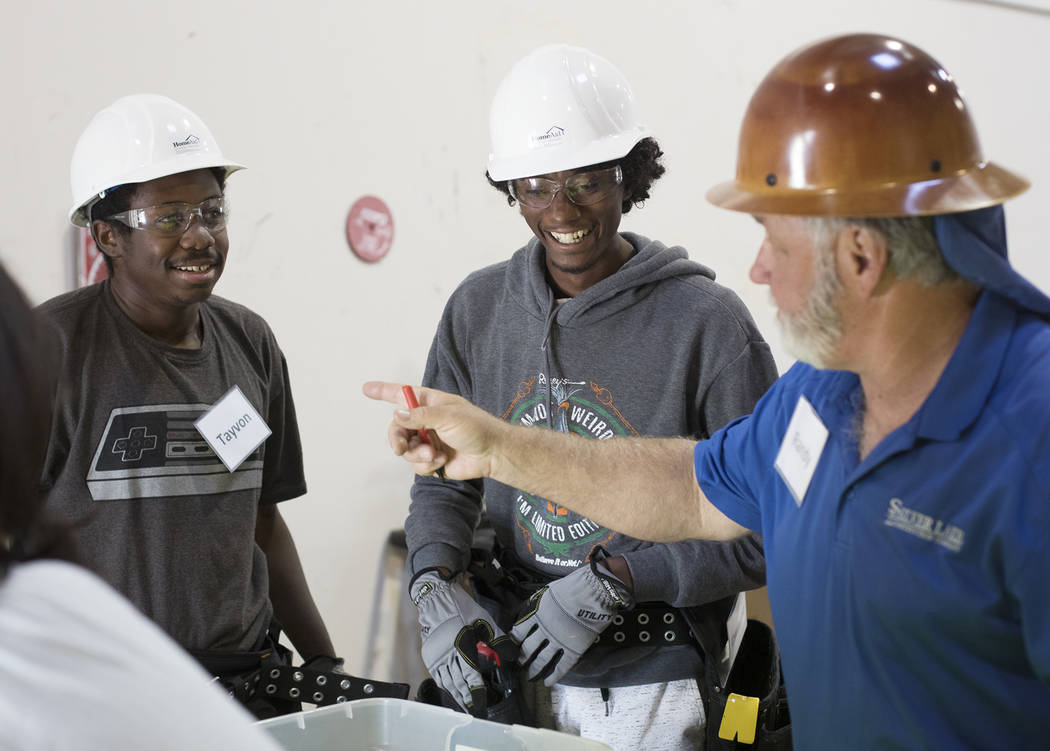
xmin=345 ymin=196 xmax=394 ymax=263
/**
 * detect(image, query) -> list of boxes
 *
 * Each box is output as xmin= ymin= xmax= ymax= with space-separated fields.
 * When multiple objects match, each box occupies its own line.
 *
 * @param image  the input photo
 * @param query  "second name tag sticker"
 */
xmin=194 ymin=385 xmax=272 ymax=472
xmin=774 ymin=395 xmax=828 ymax=507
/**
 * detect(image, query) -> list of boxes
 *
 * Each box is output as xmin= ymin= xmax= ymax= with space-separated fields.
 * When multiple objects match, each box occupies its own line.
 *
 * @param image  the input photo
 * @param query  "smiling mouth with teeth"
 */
xmin=549 ymin=228 xmax=592 ymax=244
xmin=173 ymin=263 xmax=215 ymax=272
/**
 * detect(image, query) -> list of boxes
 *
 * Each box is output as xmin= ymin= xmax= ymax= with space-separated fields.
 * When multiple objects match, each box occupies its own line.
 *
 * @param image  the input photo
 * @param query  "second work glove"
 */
xmin=411 ymin=570 xmax=508 ymax=714
xmin=511 ymin=555 xmax=633 ymax=686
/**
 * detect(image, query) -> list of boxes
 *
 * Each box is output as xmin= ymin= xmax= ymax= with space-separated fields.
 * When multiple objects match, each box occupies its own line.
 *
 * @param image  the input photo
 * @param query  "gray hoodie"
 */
xmin=406 ymin=232 xmax=778 ymax=686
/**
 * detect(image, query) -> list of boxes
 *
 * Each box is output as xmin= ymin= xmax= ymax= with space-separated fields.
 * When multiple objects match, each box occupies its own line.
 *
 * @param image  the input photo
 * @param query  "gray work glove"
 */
xmin=511 ymin=558 xmax=633 ymax=686
xmin=411 ymin=570 xmax=506 ymax=712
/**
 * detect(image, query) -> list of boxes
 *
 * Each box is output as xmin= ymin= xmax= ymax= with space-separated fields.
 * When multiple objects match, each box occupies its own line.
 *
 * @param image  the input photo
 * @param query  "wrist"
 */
xmin=485 ymin=418 xmax=515 ymax=483
xmin=602 ymin=556 xmax=634 ymax=593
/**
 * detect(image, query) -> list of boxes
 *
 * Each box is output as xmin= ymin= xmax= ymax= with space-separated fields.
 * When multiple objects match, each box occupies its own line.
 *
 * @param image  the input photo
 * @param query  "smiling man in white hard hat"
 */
xmin=37 ymin=94 xmax=340 ymax=719
xmin=402 ymin=45 xmax=778 ymax=749
xmin=368 ymin=34 xmax=1050 ymax=749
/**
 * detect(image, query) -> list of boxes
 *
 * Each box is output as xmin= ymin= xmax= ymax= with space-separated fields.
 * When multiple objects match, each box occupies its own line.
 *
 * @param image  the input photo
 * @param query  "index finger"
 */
xmin=363 ymin=381 xmax=452 ymax=407
xmin=362 ymin=381 xmax=413 ymax=406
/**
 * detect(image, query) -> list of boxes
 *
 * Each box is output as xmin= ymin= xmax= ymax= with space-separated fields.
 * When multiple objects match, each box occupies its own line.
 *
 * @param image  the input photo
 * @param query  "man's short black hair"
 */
xmin=87 ymin=166 xmax=228 ymax=274
xmin=485 ymin=136 xmax=665 ymax=214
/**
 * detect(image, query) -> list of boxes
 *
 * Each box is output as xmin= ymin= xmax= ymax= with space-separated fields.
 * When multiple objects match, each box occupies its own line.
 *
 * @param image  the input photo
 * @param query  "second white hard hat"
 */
xmin=69 ymin=94 xmax=245 ymax=227
xmin=487 ymin=44 xmax=650 ymax=182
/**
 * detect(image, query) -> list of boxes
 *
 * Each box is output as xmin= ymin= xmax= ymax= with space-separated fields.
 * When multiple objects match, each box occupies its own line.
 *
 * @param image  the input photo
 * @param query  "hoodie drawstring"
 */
xmin=540 ymin=305 xmax=558 ymax=429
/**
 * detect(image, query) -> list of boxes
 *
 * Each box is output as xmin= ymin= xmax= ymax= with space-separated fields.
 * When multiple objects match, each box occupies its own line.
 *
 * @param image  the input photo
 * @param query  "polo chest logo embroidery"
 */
xmin=884 ymin=498 xmax=966 ymax=553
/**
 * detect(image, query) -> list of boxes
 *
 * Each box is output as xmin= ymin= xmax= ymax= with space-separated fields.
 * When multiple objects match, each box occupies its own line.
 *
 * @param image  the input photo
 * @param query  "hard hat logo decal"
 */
xmin=529 ymin=126 xmax=565 ymax=148
xmin=172 ymin=134 xmax=201 ymax=152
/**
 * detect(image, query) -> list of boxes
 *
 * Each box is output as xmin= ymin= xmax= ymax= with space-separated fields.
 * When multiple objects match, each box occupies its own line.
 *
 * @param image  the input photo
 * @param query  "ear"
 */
xmin=620 ymin=176 xmax=635 ymax=206
xmin=834 ymin=225 xmax=890 ymax=299
xmin=90 ymin=220 xmax=123 ymax=261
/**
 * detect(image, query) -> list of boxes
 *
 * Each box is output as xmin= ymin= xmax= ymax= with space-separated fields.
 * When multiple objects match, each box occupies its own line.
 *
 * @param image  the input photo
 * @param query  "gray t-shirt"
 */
xmin=37 ymin=281 xmax=306 ymax=652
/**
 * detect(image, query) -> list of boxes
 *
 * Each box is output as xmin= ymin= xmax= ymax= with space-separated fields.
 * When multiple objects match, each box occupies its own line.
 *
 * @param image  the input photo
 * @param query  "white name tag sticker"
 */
xmin=194 ymin=385 xmax=271 ymax=472
xmin=774 ymin=395 xmax=829 ymax=507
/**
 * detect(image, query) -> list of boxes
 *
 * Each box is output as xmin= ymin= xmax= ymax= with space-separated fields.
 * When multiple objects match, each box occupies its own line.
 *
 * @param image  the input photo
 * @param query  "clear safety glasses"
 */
xmin=106 ymin=195 xmax=230 ymax=237
xmin=509 ymin=165 xmax=622 ymax=210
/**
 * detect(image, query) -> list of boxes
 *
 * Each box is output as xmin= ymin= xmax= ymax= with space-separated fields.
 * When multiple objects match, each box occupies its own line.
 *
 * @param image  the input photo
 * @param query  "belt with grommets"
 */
xmin=597 ymin=602 xmax=695 ymax=647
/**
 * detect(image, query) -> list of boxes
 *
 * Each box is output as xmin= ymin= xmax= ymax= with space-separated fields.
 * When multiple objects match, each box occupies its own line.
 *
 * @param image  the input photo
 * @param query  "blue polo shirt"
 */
xmin=696 ymin=291 xmax=1050 ymax=749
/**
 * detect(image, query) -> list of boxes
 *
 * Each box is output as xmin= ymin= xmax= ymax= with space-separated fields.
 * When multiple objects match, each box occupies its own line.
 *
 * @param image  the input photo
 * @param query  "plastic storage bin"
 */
xmin=257 ymin=698 xmax=611 ymax=751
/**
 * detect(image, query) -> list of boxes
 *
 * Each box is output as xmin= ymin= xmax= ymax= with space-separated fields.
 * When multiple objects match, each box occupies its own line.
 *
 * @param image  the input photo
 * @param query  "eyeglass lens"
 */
xmin=115 ymin=196 xmax=229 ymax=236
xmin=512 ymin=167 xmax=621 ymax=209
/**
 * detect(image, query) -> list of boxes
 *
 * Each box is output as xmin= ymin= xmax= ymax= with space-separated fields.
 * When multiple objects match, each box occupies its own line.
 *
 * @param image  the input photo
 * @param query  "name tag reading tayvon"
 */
xmin=194 ymin=386 xmax=272 ymax=472
xmin=774 ymin=395 xmax=828 ymax=507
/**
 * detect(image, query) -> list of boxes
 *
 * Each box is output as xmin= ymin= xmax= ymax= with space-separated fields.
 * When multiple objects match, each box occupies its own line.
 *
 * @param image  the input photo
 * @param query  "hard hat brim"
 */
xmin=705 ymin=161 xmax=1029 ymax=218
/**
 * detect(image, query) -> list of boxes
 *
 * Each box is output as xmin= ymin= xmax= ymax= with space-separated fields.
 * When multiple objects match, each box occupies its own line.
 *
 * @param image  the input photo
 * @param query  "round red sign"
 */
xmin=345 ymin=196 xmax=394 ymax=263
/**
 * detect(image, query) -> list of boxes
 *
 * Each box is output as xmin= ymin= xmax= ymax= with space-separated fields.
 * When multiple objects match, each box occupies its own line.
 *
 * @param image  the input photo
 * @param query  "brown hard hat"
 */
xmin=707 ymin=33 xmax=1029 ymax=217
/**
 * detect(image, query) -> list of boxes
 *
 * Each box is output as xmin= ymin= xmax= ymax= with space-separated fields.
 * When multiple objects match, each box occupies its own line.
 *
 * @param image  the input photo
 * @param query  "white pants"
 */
xmin=527 ymin=678 xmax=706 ymax=751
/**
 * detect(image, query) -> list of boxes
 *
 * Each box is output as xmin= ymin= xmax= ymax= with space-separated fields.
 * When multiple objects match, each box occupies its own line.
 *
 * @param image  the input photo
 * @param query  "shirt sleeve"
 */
xmin=695 ymin=364 xmax=817 ymax=537
xmin=259 ymin=349 xmax=307 ymax=505
xmin=694 ymin=399 xmax=788 ymax=535
xmin=623 ymin=534 xmax=765 ymax=606
xmin=403 ymin=300 xmax=484 ymax=576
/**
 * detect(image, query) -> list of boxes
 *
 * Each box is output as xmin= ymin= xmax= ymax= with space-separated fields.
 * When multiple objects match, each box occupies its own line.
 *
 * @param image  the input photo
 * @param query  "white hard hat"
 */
xmin=487 ymin=44 xmax=650 ymax=181
xmin=69 ymin=94 xmax=245 ymax=227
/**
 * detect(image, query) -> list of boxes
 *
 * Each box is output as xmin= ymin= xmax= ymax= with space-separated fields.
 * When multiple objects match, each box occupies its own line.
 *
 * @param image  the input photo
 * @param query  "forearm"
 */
xmin=404 ymin=475 xmax=482 ymax=575
xmin=255 ymin=506 xmax=336 ymax=660
xmin=364 ymin=381 xmax=750 ymax=542
xmin=491 ymin=424 xmax=746 ymax=542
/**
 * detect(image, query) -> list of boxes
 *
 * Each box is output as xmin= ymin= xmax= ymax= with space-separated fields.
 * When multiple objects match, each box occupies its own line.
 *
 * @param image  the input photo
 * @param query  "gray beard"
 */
xmin=776 ymin=244 xmax=844 ymax=369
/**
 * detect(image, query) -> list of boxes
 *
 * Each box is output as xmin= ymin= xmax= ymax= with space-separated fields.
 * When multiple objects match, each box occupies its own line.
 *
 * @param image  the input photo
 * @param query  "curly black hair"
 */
xmin=485 ymin=136 xmax=665 ymax=214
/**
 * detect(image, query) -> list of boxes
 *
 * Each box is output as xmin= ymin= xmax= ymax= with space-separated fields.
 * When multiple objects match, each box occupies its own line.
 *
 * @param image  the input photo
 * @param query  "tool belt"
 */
xmin=191 ymin=624 xmax=409 ymax=720
xmin=467 ymin=524 xmax=792 ymax=746
xmin=684 ymin=613 xmax=793 ymax=750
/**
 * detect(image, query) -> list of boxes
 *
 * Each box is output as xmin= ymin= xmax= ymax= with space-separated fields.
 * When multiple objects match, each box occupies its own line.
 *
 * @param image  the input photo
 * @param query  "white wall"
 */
xmin=3 ymin=0 xmax=1048 ymax=671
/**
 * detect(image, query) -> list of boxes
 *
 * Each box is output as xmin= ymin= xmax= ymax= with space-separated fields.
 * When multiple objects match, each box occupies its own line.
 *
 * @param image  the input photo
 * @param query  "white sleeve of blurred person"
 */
xmin=363 ymin=382 xmax=749 ymax=543
xmin=0 ymin=558 xmax=283 ymax=751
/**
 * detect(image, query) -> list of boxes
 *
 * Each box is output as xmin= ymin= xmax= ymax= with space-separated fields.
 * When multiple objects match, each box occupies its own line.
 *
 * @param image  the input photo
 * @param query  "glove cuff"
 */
xmin=589 ymin=546 xmax=633 ymax=610
xmin=409 ymin=568 xmax=455 ymax=607
xmin=409 ymin=566 xmax=455 ymax=597
xmin=301 ymin=654 xmax=345 ymax=673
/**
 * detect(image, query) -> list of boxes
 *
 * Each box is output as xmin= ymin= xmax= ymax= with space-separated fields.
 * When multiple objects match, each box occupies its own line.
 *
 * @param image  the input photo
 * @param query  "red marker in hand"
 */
xmin=401 ymin=385 xmax=445 ymax=479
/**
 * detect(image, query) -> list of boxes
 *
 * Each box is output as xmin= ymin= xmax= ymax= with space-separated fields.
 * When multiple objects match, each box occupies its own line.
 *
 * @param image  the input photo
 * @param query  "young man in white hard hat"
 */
xmin=38 ymin=94 xmax=340 ymax=718
xmin=403 ymin=45 xmax=778 ymax=749
xmin=368 ymin=34 xmax=1050 ymax=749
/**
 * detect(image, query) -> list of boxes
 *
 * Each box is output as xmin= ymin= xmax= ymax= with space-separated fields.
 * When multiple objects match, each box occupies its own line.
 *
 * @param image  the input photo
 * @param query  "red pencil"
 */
xmin=401 ymin=385 xmax=432 ymax=443
xmin=401 ymin=385 xmax=445 ymax=479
